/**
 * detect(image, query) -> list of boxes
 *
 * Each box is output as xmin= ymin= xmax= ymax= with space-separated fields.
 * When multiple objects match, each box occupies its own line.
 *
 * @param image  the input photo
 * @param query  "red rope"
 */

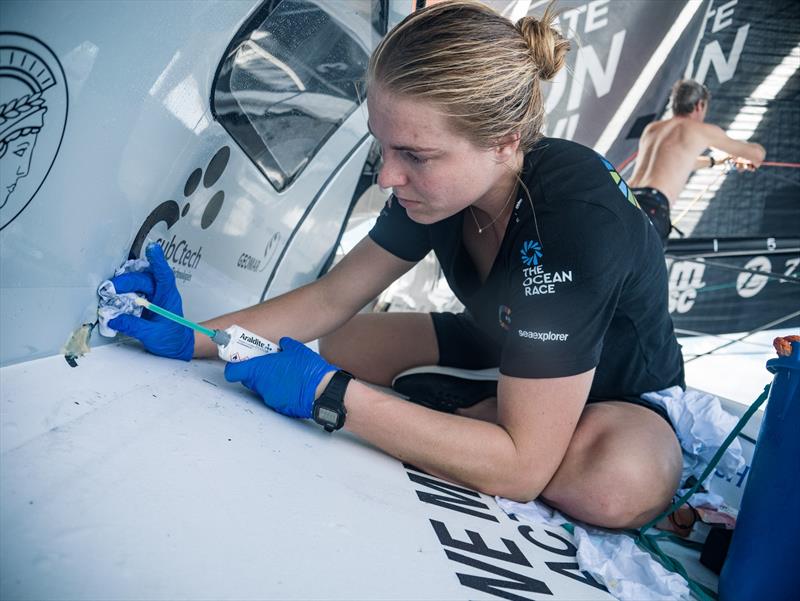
xmin=616 ymin=151 xmax=638 ymax=172
xmin=614 ymin=156 xmax=798 ymax=170
xmin=761 ymin=161 xmax=800 ymax=168
xmin=611 ymin=154 xmax=797 ymax=173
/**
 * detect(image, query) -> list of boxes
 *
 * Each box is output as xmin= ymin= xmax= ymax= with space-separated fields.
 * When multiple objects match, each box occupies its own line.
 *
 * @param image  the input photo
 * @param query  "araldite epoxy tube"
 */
xmin=132 ymin=298 xmax=279 ymax=362
xmin=211 ymin=325 xmax=279 ymax=362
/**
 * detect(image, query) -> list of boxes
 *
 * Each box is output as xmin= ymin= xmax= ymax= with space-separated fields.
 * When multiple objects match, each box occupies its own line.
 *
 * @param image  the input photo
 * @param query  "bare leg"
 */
xmin=457 ymin=397 xmax=498 ymax=422
xmin=325 ymin=317 xmax=681 ymax=529
xmin=319 ymin=313 xmax=439 ymax=386
xmin=540 ymin=401 xmax=683 ymax=528
xmin=462 ymin=398 xmax=682 ymax=527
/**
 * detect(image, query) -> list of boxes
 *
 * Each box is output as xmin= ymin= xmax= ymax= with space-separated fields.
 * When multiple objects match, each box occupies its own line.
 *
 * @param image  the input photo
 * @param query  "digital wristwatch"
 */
xmin=312 ymin=370 xmax=353 ymax=432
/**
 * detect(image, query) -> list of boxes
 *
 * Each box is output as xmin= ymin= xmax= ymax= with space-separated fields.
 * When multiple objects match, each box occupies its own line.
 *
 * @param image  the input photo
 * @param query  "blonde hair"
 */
xmin=367 ymin=0 xmax=569 ymax=153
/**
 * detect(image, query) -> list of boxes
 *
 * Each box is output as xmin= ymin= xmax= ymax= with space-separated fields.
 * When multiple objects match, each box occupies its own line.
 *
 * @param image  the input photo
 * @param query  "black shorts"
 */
xmin=430 ymin=311 xmax=674 ymax=429
xmin=632 ymin=187 xmax=671 ymax=244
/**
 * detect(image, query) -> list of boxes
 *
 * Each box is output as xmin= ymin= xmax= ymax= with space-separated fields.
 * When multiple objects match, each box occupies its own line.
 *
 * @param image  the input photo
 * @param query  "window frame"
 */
xmin=211 ymin=0 xmax=390 ymax=192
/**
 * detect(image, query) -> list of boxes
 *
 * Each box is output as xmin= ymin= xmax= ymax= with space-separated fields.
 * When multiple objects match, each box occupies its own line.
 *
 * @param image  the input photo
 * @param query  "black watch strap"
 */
xmin=313 ymin=370 xmax=353 ymax=432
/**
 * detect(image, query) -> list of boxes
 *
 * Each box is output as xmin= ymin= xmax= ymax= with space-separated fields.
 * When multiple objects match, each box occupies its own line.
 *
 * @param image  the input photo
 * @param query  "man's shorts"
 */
xmin=632 ymin=187 xmax=671 ymax=245
xmin=430 ymin=311 xmax=674 ymax=429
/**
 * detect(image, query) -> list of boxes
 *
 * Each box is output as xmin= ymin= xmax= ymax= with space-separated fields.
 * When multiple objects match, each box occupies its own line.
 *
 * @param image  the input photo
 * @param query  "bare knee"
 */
xmin=318 ymin=325 xmax=347 ymax=364
xmin=542 ymin=408 xmax=682 ymax=529
xmin=586 ymin=456 xmax=678 ymax=528
xmin=545 ymin=455 xmax=677 ymax=528
xmin=318 ymin=317 xmax=379 ymax=379
xmin=319 ymin=313 xmax=439 ymax=386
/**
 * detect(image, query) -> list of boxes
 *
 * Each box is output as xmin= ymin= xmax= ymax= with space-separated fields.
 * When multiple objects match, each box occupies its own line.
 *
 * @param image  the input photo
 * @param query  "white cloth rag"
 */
xmin=97 ymin=257 xmax=150 ymax=337
xmin=494 ymin=386 xmax=745 ymax=600
xmin=641 ymin=386 xmax=746 ymax=484
xmin=572 ymin=526 xmax=692 ymax=600
xmin=495 ymin=498 xmax=691 ymax=600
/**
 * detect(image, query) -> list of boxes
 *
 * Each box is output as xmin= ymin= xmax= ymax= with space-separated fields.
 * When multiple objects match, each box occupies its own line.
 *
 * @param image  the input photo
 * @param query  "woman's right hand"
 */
xmin=108 ymin=243 xmax=195 ymax=361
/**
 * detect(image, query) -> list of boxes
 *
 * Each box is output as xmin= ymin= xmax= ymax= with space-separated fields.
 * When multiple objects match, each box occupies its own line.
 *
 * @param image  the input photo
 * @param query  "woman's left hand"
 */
xmin=224 ymin=337 xmax=337 ymax=418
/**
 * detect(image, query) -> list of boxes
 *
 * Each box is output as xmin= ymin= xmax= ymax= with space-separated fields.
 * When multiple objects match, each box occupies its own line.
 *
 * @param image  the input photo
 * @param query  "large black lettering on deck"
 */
xmin=518 ymin=526 xmax=575 ymax=556
xmin=445 ymin=551 xmax=554 ymax=601
xmin=431 ymin=520 xmax=551 ymax=601
xmin=406 ymin=469 xmax=498 ymax=522
xmin=518 ymin=526 xmax=607 ymax=592
xmin=431 ymin=520 xmax=530 ymax=566
xmin=444 ymin=553 xmax=552 ymax=601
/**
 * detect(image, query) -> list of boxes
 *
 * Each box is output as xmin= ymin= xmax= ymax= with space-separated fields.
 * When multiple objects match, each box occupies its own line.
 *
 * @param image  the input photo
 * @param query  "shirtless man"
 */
xmin=628 ymin=79 xmax=766 ymax=242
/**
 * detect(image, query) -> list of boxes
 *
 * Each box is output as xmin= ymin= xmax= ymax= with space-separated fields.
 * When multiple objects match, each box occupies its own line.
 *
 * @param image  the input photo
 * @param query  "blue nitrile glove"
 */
xmin=224 ymin=337 xmax=337 ymax=419
xmin=107 ymin=243 xmax=194 ymax=361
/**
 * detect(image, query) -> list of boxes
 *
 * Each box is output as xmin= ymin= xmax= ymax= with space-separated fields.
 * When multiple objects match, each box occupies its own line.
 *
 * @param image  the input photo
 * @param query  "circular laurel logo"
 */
xmin=1 ymin=33 xmax=68 ymax=230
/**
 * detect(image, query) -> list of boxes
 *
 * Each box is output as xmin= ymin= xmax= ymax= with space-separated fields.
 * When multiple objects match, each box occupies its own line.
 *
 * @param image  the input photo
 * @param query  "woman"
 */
xmin=110 ymin=0 xmax=684 ymax=529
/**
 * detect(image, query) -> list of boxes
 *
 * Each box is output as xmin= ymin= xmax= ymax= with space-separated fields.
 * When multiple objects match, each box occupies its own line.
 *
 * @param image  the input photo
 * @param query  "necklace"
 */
xmin=469 ymin=181 xmax=518 ymax=235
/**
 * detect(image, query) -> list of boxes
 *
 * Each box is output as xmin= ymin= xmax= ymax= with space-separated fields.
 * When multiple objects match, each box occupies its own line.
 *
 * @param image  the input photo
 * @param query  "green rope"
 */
xmin=648 ymin=531 xmax=705 ymax=552
xmin=551 ymin=385 xmax=771 ymax=599
xmin=635 ymin=533 xmax=718 ymax=601
xmin=629 ymin=383 xmax=772 ymax=600
xmin=638 ymin=383 xmax=771 ymax=535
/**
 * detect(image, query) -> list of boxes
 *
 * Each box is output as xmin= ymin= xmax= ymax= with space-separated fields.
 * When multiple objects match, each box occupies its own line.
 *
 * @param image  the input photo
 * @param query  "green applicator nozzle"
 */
xmin=132 ymin=297 xmax=277 ymax=362
xmin=133 ymin=297 xmax=228 ymax=345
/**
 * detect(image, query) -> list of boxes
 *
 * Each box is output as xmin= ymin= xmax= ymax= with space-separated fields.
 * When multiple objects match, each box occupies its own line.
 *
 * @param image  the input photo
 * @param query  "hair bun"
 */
xmin=516 ymin=10 xmax=569 ymax=81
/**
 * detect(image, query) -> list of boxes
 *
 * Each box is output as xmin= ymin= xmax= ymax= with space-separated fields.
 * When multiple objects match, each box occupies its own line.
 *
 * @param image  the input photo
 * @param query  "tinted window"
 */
xmin=214 ymin=0 xmax=383 ymax=191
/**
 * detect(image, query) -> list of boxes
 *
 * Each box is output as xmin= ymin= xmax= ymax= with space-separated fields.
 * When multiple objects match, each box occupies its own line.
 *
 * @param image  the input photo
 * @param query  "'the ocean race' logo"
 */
xmin=519 ymin=240 xmax=572 ymax=296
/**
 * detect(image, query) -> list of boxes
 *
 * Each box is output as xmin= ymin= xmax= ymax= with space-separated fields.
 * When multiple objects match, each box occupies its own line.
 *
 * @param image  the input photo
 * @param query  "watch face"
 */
xmin=314 ymin=370 xmax=350 ymax=431
xmin=316 ymin=406 xmax=339 ymax=425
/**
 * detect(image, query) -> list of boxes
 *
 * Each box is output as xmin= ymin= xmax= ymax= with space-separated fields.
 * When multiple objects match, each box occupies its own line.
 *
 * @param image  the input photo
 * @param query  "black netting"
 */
xmin=693 ymin=0 xmax=800 ymax=238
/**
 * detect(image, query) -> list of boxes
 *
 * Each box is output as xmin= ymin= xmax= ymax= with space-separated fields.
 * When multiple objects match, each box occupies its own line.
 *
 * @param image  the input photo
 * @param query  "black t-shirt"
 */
xmin=369 ymin=137 xmax=684 ymax=398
